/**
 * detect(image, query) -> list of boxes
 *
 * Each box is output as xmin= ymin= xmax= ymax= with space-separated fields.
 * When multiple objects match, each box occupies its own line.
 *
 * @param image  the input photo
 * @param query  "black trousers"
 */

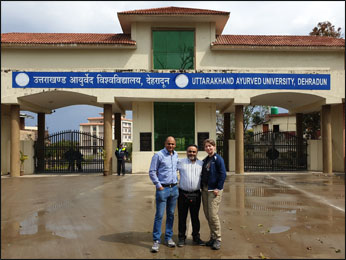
xmin=117 ymin=159 xmax=125 ymax=175
xmin=178 ymin=188 xmax=202 ymax=240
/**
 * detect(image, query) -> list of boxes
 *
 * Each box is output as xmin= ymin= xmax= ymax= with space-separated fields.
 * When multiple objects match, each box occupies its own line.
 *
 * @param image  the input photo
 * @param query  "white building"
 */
xmin=79 ymin=113 xmax=133 ymax=143
xmin=1 ymin=6 xmax=344 ymax=175
xmin=252 ymin=113 xmax=297 ymax=134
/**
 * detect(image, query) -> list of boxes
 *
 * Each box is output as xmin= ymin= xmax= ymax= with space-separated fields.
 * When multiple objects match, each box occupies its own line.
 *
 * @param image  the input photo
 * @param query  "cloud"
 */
xmin=1 ymin=1 xmax=344 ymax=36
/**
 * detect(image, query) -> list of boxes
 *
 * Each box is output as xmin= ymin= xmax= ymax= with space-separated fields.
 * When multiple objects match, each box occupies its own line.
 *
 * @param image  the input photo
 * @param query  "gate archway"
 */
xmin=244 ymin=131 xmax=307 ymax=171
xmin=35 ymin=130 xmax=104 ymax=173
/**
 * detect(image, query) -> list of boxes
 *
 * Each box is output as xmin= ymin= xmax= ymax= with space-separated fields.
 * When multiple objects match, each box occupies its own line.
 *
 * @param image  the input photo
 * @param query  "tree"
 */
xmin=302 ymin=112 xmax=320 ymax=139
xmin=309 ymin=21 xmax=342 ymax=38
xmin=305 ymin=21 xmax=342 ymax=139
xmin=216 ymin=105 xmax=270 ymax=139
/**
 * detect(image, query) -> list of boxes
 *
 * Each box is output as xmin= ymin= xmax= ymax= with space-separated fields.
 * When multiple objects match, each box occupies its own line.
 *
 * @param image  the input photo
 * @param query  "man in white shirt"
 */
xmin=177 ymin=144 xmax=205 ymax=247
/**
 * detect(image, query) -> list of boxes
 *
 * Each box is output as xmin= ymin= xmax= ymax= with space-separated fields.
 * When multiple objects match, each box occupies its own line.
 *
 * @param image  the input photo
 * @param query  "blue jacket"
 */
xmin=115 ymin=147 xmax=128 ymax=160
xmin=202 ymin=153 xmax=227 ymax=190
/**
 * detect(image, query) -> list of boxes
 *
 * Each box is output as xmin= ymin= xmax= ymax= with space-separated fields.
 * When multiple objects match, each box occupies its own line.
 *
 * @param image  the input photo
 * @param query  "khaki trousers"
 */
xmin=201 ymin=186 xmax=223 ymax=241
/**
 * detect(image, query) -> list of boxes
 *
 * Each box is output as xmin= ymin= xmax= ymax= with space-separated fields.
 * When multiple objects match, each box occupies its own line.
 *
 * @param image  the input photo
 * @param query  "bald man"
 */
xmin=149 ymin=136 xmax=179 ymax=252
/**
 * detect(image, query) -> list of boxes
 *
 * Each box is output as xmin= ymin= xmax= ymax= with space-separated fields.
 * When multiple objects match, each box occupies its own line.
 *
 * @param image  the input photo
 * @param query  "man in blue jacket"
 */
xmin=201 ymin=138 xmax=227 ymax=250
xmin=115 ymin=143 xmax=128 ymax=176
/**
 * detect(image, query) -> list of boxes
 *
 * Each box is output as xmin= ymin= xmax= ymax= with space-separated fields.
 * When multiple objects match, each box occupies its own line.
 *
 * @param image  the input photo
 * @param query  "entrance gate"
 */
xmin=244 ymin=131 xmax=307 ymax=171
xmin=35 ymin=130 xmax=104 ymax=173
xmin=216 ymin=138 xmax=224 ymax=157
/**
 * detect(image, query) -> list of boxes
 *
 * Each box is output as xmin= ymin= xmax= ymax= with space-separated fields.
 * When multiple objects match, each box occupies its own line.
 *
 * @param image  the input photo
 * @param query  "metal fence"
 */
xmin=244 ymin=131 xmax=307 ymax=171
xmin=35 ymin=130 xmax=104 ymax=173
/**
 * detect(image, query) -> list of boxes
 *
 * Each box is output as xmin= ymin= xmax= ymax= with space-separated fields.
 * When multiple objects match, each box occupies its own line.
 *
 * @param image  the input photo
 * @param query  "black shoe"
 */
xmin=193 ymin=237 xmax=206 ymax=246
xmin=206 ymin=238 xmax=216 ymax=247
xmin=212 ymin=240 xmax=221 ymax=250
xmin=177 ymin=239 xmax=185 ymax=247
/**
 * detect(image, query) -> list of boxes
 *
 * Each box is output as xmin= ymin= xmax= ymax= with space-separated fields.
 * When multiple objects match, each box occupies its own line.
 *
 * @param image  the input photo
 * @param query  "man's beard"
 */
xmin=188 ymin=155 xmax=196 ymax=161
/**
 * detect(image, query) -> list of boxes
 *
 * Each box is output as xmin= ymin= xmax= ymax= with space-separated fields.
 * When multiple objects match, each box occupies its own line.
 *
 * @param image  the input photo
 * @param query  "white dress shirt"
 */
xmin=177 ymin=158 xmax=203 ymax=192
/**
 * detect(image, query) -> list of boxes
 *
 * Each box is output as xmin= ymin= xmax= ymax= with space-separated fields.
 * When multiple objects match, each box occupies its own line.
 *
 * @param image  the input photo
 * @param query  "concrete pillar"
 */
xmin=235 ymin=105 xmax=244 ymax=174
xmin=296 ymin=113 xmax=304 ymax=166
xmin=20 ymin=117 xmax=25 ymax=130
xmin=296 ymin=113 xmax=303 ymax=138
xmin=10 ymin=105 xmax=20 ymax=177
xmin=114 ymin=113 xmax=122 ymax=147
xmin=223 ymin=113 xmax=230 ymax=171
xmin=343 ymin=103 xmax=345 ymax=172
xmin=104 ymin=104 xmax=112 ymax=175
xmin=37 ymin=113 xmax=45 ymax=172
xmin=321 ymin=105 xmax=332 ymax=174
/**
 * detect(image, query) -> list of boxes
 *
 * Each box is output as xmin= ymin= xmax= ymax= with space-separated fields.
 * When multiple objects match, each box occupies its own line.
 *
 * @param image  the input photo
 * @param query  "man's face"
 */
xmin=186 ymin=146 xmax=198 ymax=161
xmin=165 ymin=137 xmax=176 ymax=153
xmin=204 ymin=142 xmax=215 ymax=156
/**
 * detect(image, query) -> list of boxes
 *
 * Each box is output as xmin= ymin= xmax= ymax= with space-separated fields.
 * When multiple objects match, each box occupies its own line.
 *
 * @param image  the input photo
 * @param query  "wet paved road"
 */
xmin=1 ymin=172 xmax=345 ymax=259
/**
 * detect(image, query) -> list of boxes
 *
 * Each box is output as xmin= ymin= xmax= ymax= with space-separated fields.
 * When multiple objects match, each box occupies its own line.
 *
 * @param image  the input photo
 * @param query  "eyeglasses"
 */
xmin=187 ymin=150 xmax=197 ymax=153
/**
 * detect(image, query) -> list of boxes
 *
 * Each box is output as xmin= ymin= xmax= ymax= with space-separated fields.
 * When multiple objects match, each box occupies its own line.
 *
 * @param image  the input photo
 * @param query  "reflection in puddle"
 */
xmin=45 ymin=224 xmax=93 ymax=239
xmin=270 ymin=225 xmax=290 ymax=233
xmin=285 ymin=209 xmax=296 ymax=214
xmin=19 ymin=212 xmax=38 ymax=235
xmin=19 ymin=210 xmax=92 ymax=239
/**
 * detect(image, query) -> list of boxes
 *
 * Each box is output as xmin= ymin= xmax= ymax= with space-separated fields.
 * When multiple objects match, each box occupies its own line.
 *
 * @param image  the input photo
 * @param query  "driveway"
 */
xmin=1 ymin=172 xmax=345 ymax=259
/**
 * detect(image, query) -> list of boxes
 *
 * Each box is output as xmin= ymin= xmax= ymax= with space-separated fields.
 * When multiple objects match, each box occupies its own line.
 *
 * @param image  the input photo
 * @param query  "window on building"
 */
xmin=93 ymin=126 xmax=97 ymax=131
xmin=154 ymin=102 xmax=194 ymax=151
xmin=273 ymin=125 xmax=280 ymax=132
xmin=152 ymin=30 xmax=195 ymax=70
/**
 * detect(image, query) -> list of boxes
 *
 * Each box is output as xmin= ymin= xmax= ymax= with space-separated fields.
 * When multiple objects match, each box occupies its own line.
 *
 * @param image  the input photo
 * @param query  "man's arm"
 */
xmin=216 ymin=156 xmax=227 ymax=190
xmin=177 ymin=158 xmax=183 ymax=182
xmin=149 ymin=153 xmax=162 ymax=189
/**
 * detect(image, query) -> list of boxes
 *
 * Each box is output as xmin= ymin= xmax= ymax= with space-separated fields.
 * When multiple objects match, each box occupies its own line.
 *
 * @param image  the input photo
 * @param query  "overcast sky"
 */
xmin=2 ymin=1 xmax=345 ymax=132
xmin=2 ymin=1 xmax=345 ymax=35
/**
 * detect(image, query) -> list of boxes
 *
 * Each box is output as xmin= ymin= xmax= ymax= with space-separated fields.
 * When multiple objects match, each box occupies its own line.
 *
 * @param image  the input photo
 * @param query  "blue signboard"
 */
xmin=12 ymin=71 xmax=330 ymax=90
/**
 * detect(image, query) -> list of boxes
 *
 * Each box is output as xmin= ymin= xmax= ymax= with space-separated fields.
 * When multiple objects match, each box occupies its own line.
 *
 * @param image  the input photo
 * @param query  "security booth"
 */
xmin=1 ymin=6 xmax=345 ymax=176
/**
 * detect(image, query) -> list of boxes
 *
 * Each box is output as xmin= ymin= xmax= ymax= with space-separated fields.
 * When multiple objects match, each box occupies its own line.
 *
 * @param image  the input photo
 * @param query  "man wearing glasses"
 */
xmin=176 ymin=144 xmax=205 ymax=247
xmin=149 ymin=136 xmax=179 ymax=253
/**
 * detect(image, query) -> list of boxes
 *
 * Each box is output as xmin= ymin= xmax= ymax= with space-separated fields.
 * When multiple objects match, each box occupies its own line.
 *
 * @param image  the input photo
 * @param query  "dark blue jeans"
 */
xmin=152 ymin=185 xmax=179 ymax=242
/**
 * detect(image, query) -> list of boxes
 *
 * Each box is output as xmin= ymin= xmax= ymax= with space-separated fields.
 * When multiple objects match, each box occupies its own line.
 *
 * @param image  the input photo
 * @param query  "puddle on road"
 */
xmin=269 ymin=225 xmax=290 ymax=233
xmin=18 ymin=209 xmax=92 ymax=239
xmin=19 ymin=210 xmax=47 ymax=235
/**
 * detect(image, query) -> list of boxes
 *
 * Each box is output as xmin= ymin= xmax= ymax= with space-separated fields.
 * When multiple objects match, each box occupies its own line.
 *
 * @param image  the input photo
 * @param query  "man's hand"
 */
xmin=158 ymin=186 xmax=164 ymax=191
xmin=213 ymin=189 xmax=219 ymax=196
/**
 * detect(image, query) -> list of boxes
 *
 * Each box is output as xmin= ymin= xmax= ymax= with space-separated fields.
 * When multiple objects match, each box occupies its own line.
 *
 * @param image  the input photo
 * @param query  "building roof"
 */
xmin=269 ymin=113 xmax=293 ymax=117
xmin=86 ymin=117 xmax=132 ymax=121
xmin=80 ymin=123 xmax=104 ymax=126
xmin=2 ymin=6 xmax=344 ymax=49
xmin=212 ymin=35 xmax=345 ymax=47
xmin=118 ymin=6 xmax=229 ymax=15
xmin=117 ymin=6 xmax=230 ymax=34
xmin=1 ymin=33 xmax=136 ymax=46
xmin=2 ymin=32 xmax=344 ymax=49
